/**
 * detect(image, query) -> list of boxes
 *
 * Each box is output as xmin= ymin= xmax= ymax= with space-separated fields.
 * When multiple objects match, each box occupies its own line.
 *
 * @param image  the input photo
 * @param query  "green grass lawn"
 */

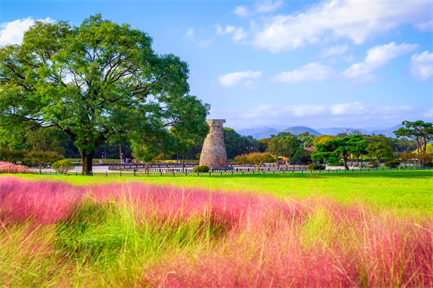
xmin=8 ymin=170 xmax=432 ymax=216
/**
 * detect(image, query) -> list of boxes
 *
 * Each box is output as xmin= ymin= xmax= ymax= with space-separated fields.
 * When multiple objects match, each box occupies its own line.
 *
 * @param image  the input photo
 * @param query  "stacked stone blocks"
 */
xmin=199 ymin=119 xmax=229 ymax=169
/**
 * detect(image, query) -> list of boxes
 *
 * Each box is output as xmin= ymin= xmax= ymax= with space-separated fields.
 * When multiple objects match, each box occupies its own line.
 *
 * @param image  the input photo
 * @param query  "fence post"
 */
xmin=106 ymin=171 xmax=108 ymax=177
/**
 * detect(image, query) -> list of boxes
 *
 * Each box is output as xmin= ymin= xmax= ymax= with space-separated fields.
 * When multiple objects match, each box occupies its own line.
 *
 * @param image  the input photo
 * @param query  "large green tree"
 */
xmin=311 ymin=134 xmax=367 ymax=170
xmin=394 ymin=120 xmax=433 ymax=167
xmin=267 ymin=136 xmax=298 ymax=161
xmin=366 ymin=142 xmax=393 ymax=163
xmin=0 ymin=15 xmax=209 ymax=174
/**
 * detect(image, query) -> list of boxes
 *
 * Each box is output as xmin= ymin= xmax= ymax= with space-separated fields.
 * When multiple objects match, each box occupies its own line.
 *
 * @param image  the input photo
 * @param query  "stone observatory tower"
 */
xmin=199 ymin=119 xmax=229 ymax=169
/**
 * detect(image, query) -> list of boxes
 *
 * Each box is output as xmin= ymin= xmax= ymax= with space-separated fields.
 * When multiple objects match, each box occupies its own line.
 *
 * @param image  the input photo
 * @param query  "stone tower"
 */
xmin=199 ymin=119 xmax=229 ymax=169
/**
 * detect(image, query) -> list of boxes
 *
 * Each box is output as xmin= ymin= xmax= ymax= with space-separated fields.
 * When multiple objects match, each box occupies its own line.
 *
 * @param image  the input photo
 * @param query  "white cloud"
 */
xmin=216 ymin=25 xmax=235 ymax=35
xmin=209 ymin=103 xmax=426 ymax=130
xmin=185 ymin=28 xmax=195 ymax=39
xmin=272 ymin=62 xmax=335 ymax=83
xmin=232 ymin=28 xmax=247 ymax=42
xmin=343 ymin=42 xmax=418 ymax=79
xmin=219 ymin=70 xmax=261 ymax=87
xmin=410 ymin=51 xmax=433 ymax=81
xmin=0 ymin=17 xmax=52 ymax=46
xmin=254 ymin=0 xmax=283 ymax=13
xmin=216 ymin=25 xmax=247 ymax=43
xmin=233 ymin=6 xmax=249 ymax=17
xmin=321 ymin=44 xmax=349 ymax=57
xmin=247 ymin=0 xmax=430 ymax=52
xmin=184 ymin=28 xmax=213 ymax=48
xmin=233 ymin=0 xmax=283 ymax=17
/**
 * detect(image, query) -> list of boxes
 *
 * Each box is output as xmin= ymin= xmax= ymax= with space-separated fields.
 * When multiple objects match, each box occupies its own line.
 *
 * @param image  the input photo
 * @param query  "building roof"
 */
xmin=304 ymin=147 xmax=317 ymax=152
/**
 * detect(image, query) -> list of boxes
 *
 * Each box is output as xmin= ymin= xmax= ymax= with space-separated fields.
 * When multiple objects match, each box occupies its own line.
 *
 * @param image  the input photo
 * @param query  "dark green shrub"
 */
xmin=424 ymin=162 xmax=433 ymax=167
xmin=384 ymin=160 xmax=400 ymax=168
xmin=192 ymin=165 xmax=210 ymax=173
xmin=327 ymin=162 xmax=343 ymax=166
xmin=52 ymin=159 xmax=75 ymax=174
xmin=308 ymin=164 xmax=326 ymax=170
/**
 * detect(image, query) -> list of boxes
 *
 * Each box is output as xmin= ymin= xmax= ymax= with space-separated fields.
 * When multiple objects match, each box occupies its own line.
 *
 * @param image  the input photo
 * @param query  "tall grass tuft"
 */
xmin=0 ymin=176 xmax=431 ymax=287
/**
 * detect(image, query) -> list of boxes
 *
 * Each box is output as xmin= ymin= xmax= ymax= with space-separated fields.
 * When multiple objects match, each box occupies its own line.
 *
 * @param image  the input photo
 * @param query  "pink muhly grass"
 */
xmin=146 ymin=200 xmax=433 ymax=288
xmin=0 ymin=162 xmax=30 ymax=174
xmin=0 ymin=176 xmax=83 ymax=225
xmin=1 ymin=177 xmax=431 ymax=287
xmin=85 ymin=182 xmax=310 ymax=233
xmin=358 ymin=218 xmax=433 ymax=287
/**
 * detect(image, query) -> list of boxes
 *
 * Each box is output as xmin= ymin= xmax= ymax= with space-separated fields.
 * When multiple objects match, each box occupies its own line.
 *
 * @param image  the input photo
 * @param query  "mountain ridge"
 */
xmin=235 ymin=124 xmax=404 ymax=139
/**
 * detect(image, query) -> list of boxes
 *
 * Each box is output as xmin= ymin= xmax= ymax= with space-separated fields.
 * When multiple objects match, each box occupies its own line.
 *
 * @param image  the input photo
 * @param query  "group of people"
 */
xmin=121 ymin=158 xmax=144 ymax=164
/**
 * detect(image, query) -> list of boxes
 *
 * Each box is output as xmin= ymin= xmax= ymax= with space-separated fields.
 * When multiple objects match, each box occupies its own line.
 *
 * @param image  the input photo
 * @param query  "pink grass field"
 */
xmin=0 ymin=162 xmax=30 ymax=174
xmin=0 ymin=176 xmax=432 ymax=287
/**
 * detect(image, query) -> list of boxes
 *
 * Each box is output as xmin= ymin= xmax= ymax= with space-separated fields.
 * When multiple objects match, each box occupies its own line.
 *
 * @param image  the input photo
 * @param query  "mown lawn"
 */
xmin=7 ymin=170 xmax=432 ymax=216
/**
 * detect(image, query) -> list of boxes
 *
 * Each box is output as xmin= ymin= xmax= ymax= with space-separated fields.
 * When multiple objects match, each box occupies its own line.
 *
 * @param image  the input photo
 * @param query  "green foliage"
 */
xmin=52 ymin=159 xmax=75 ymax=174
xmin=25 ymin=151 xmax=64 ymax=172
xmin=0 ymin=149 xmax=27 ymax=164
xmin=25 ymin=128 xmax=66 ymax=156
xmin=235 ymin=152 xmax=275 ymax=172
xmin=224 ymin=128 xmax=259 ymax=159
xmin=327 ymin=162 xmax=344 ymax=166
xmin=312 ymin=135 xmax=368 ymax=170
xmin=0 ymin=14 xmax=209 ymax=175
xmin=258 ymin=138 xmax=270 ymax=152
xmin=131 ymin=142 xmax=162 ymax=172
xmin=192 ymin=165 xmax=210 ymax=172
xmin=366 ymin=135 xmax=396 ymax=150
xmin=384 ymin=160 xmax=400 ymax=168
xmin=313 ymin=135 xmax=335 ymax=146
xmin=291 ymin=148 xmax=312 ymax=164
xmin=308 ymin=164 xmax=326 ymax=170
xmin=267 ymin=136 xmax=298 ymax=160
xmin=368 ymin=162 xmax=379 ymax=168
xmin=366 ymin=142 xmax=393 ymax=162
xmin=394 ymin=120 xmax=433 ymax=167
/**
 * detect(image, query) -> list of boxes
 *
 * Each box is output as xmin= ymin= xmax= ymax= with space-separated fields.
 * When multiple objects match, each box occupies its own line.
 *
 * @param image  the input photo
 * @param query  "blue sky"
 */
xmin=1 ymin=0 xmax=432 ymax=130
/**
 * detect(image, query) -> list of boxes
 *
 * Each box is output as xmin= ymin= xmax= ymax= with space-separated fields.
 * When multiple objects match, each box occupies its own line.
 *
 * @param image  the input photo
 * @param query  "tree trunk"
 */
xmin=343 ymin=156 xmax=349 ymax=170
xmin=350 ymin=154 xmax=353 ymax=166
xmin=80 ymin=150 xmax=94 ymax=175
xmin=145 ymin=162 xmax=149 ymax=173
xmin=182 ymin=155 xmax=185 ymax=173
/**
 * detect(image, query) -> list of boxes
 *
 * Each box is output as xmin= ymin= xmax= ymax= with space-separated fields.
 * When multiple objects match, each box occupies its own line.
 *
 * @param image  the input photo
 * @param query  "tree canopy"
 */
xmin=394 ymin=120 xmax=433 ymax=167
xmin=234 ymin=152 xmax=275 ymax=172
xmin=311 ymin=134 xmax=367 ymax=170
xmin=0 ymin=15 xmax=209 ymax=174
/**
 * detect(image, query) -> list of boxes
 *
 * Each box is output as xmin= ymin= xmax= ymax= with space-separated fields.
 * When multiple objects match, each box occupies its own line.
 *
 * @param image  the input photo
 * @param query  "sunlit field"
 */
xmin=0 ymin=172 xmax=432 ymax=287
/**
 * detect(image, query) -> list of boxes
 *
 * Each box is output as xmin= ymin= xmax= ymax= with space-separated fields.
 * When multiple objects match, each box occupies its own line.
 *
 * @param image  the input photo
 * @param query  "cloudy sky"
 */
xmin=1 ymin=0 xmax=432 ymax=130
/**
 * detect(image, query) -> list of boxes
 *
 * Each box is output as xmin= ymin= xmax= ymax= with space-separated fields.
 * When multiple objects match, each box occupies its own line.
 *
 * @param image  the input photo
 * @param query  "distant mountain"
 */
xmin=370 ymin=124 xmax=404 ymax=137
xmin=316 ymin=127 xmax=347 ymax=135
xmin=237 ymin=127 xmax=275 ymax=137
xmin=362 ymin=126 xmax=387 ymax=131
xmin=251 ymin=128 xmax=280 ymax=140
xmin=236 ymin=124 xmax=404 ymax=139
xmin=282 ymin=126 xmax=322 ymax=136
